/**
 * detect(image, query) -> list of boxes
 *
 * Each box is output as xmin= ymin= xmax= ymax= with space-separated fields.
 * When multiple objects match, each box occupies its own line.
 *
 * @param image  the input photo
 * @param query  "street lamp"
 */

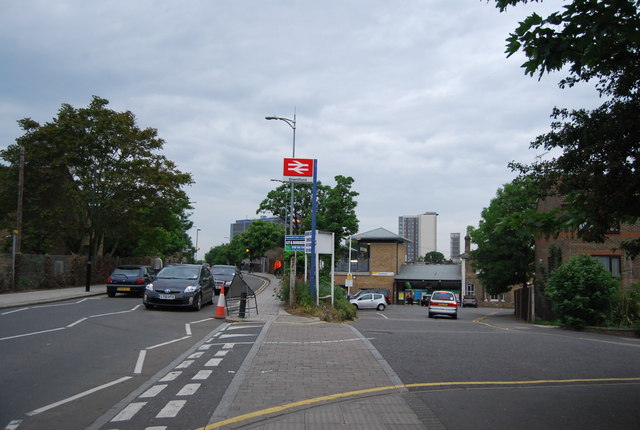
xmin=195 ymin=228 xmax=201 ymax=262
xmin=265 ymin=113 xmax=296 ymax=235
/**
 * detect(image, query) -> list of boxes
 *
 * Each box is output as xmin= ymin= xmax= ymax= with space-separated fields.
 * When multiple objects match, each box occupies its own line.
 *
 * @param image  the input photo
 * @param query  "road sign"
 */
xmin=283 ymin=158 xmax=314 ymax=183
xmin=285 ymin=235 xmax=305 ymax=251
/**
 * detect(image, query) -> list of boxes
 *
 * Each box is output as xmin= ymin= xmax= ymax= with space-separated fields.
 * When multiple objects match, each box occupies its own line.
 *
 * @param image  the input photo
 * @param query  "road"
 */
xmin=0 ymin=274 xmax=266 ymax=430
xmin=353 ymin=304 xmax=640 ymax=430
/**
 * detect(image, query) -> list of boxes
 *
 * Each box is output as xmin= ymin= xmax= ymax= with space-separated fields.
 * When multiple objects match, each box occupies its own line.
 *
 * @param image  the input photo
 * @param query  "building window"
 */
xmin=592 ymin=255 xmax=621 ymax=277
xmin=466 ymin=283 xmax=475 ymax=296
xmin=490 ymin=293 xmax=505 ymax=302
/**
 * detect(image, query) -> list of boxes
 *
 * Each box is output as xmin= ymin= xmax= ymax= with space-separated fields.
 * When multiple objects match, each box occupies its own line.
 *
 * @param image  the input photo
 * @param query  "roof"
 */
xmin=395 ymin=264 xmax=461 ymax=281
xmin=352 ymin=227 xmax=408 ymax=243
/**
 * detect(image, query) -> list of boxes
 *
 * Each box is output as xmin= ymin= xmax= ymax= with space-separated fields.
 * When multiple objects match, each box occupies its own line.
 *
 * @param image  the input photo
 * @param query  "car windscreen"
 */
xmin=432 ymin=292 xmax=454 ymax=301
xmin=157 ymin=266 xmax=199 ymax=279
xmin=111 ymin=268 xmax=142 ymax=277
xmin=212 ymin=268 xmax=235 ymax=276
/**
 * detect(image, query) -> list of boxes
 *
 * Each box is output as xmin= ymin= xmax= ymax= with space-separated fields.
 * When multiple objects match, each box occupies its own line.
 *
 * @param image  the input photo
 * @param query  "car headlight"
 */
xmin=146 ymin=283 xmax=154 ymax=291
xmin=184 ymin=285 xmax=197 ymax=293
xmin=224 ymin=280 xmax=232 ymax=286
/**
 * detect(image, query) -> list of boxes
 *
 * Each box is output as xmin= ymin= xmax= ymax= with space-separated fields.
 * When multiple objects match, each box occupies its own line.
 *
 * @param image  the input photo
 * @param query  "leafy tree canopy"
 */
xmin=469 ymin=177 xmax=539 ymax=295
xmin=205 ymin=220 xmax=284 ymax=267
xmin=0 ymin=96 xmax=194 ymax=256
xmin=424 ymin=251 xmax=445 ymax=264
xmin=257 ymin=175 xmax=359 ymax=247
xmin=492 ymin=0 xmax=640 ymax=257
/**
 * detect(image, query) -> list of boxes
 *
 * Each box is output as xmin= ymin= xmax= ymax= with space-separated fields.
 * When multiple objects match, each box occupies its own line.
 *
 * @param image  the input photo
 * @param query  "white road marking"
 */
xmin=5 ymin=419 xmax=22 ymax=429
xmin=111 ymin=401 xmax=146 ymax=422
xmin=176 ymin=360 xmax=194 ymax=369
xmin=214 ymin=350 xmax=229 ymax=357
xmin=1 ymin=327 xmax=65 ymax=341
xmin=1 ymin=307 xmax=29 ymax=315
xmin=188 ymin=351 xmax=204 ymax=359
xmin=66 ymin=317 xmax=88 ymax=328
xmin=156 ymin=400 xmax=186 ymax=418
xmin=177 ymin=383 xmax=201 ymax=396
xmin=159 ymin=371 xmax=182 ymax=382
xmin=146 ymin=335 xmax=191 ymax=350
xmin=27 ymin=376 xmax=132 ymax=416
xmin=192 ymin=370 xmax=212 ymax=380
xmin=205 ymin=358 xmax=223 ymax=367
xmin=185 ymin=323 xmax=192 ymax=336
xmin=219 ymin=333 xmax=255 ymax=339
xmin=134 ymin=350 xmax=146 ymax=374
xmin=223 ymin=343 xmax=235 ymax=349
xmin=190 ymin=317 xmax=211 ymax=324
xmin=227 ymin=324 xmax=262 ymax=330
xmin=145 ymin=427 xmax=167 ymax=430
xmin=198 ymin=344 xmax=213 ymax=350
xmin=378 ymin=313 xmax=389 ymax=319
xmin=140 ymin=384 xmax=168 ymax=398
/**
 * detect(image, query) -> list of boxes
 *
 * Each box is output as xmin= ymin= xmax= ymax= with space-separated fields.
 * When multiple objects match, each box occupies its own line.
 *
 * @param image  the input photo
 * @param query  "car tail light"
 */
xmin=135 ymin=278 xmax=145 ymax=284
xmin=107 ymin=277 xmax=113 ymax=283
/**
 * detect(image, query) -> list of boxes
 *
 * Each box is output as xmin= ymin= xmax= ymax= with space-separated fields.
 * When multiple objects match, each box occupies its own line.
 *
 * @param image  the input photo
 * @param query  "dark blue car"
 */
xmin=107 ymin=265 xmax=154 ymax=297
xmin=143 ymin=264 xmax=214 ymax=311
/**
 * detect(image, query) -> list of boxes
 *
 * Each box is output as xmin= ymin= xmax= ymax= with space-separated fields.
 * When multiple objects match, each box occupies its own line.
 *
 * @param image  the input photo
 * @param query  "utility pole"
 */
xmin=16 ymin=146 xmax=24 ymax=254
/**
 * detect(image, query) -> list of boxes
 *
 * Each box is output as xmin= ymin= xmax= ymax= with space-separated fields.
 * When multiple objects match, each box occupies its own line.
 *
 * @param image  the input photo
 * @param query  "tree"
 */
xmin=257 ymin=175 xmax=359 ymax=246
xmin=493 ymin=0 xmax=640 ymax=257
xmin=424 ymin=251 xmax=445 ymax=264
xmin=546 ymin=254 xmax=619 ymax=328
xmin=205 ymin=221 xmax=284 ymax=267
xmin=469 ymin=177 xmax=539 ymax=295
xmin=0 ymin=96 xmax=194 ymax=256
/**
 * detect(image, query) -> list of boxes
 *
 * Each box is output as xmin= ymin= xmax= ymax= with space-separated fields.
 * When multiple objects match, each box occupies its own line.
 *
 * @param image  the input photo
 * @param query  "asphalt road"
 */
xmin=0 ymin=274 xmax=265 ymax=430
xmin=352 ymin=304 xmax=640 ymax=430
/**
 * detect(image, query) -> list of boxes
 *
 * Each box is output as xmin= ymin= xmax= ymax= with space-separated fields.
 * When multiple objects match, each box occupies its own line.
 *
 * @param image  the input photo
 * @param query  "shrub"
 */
xmin=609 ymin=282 xmax=640 ymax=329
xmin=545 ymin=254 xmax=619 ymax=329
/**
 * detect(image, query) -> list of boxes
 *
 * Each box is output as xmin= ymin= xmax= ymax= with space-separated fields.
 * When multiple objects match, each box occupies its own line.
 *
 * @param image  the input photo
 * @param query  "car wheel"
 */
xmin=377 ymin=303 xmax=386 ymax=311
xmin=353 ymin=304 xmax=359 ymax=309
xmin=452 ymin=313 xmax=458 ymax=320
xmin=107 ymin=289 xmax=116 ymax=297
xmin=428 ymin=312 xmax=433 ymax=318
xmin=144 ymin=303 xmax=153 ymax=310
xmin=192 ymin=294 xmax=202 ymax=311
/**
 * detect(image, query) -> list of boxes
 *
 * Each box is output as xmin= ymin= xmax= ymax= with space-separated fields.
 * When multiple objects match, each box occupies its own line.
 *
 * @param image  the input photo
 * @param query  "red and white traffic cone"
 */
xmin=214 ymin=285 xmax=227 ymax=319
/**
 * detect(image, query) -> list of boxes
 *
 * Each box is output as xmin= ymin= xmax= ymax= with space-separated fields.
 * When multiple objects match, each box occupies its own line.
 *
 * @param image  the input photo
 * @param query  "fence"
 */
xmin=0 ymin=253 xmax=178 ymax=294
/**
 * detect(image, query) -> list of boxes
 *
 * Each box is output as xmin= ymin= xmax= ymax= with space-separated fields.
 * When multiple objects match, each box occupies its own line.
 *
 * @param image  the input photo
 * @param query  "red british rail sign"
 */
xmin=283 ymin=158 xmax=314 ymax=183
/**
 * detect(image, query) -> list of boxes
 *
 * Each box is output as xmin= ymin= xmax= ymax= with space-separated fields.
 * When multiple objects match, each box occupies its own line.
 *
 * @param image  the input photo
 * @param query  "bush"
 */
xmin=545 ymin=254 xmax=619 ymax=329
xmin=609 ymin=282 xmax=640 ymax=329
xmin=276 ymin=277 xmax=356 ymax=322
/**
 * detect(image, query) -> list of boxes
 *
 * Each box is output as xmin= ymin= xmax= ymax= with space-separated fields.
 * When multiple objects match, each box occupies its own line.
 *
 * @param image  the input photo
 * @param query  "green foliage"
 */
xmin=469 ymin=177 xmax=539 ymax=295
xmin=424 ymin=251 xmax=445 ymax=264
xmin=609 ymin=283 xmax=640 ymax=329
xmin=205 ymin=220 xmax=283 ymax=267
xmin=0 ymin=96 xmax=193 ymax=257
xmin=493 ymin=1 xmax=640 ymax=257
xmin=257 ymin=175 xmax=359 ymax=246
xmin=545 ymin=254 xmax=619 ymax=329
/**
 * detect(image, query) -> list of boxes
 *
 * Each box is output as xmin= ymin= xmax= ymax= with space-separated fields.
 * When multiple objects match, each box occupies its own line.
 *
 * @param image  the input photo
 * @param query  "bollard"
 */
xmin=239 ymin=292 xmax=247 ymax=318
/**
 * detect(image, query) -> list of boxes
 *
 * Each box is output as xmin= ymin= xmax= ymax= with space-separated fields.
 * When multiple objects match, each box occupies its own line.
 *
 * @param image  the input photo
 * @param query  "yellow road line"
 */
xmin=195 ymin=377 xmax=640 ymax=429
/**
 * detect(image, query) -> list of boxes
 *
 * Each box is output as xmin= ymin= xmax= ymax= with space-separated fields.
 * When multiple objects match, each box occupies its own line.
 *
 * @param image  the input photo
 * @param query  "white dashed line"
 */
xmin=177 ymin=383 xmax=201 ymax=396
xmin=192 ymin=370 xmax=212 ymax=380
xmin=223 ymin=343 xmax=235 ymax=349
xmin=111 ymin=401 xmax=147 ymax=422
xmin=219 ymin=333 xmax=255 ymax=339
xmin=134 ymin=350 xmax=147 ymax=374
xmin=175 ymin=360 xmax=194 ymax=369
xmin=140 ymin=384 xmax=168 ymax=398
xmin=156 ymin=400 xmax=186 ymax=418
xmin=198 ymin=344 xmax=213 ymax=350
xmin=159 ymin=371 xmax=182 ymax=382
xmin=205 ymin=358 xmax=223 ymax=367
xmin=214 ymin=350 xmax=229 ymax=357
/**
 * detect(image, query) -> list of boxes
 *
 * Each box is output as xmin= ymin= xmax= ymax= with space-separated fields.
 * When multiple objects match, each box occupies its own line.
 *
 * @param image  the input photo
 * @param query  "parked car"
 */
xmin=106 ymin=265 xmax=154 ymax=297
xmin=211 ymin=264 xmax=240 ymax=294
xmin=420 ymin=292 xmax=432 ymax=307
xmin=349 ymin=288 xmax=391 ymax=304
xmin=428 ymin=290 xmax=458 ymax=319
xmin=350 ymin=292 xmax=387 ymax=311
xmin=462 ymin=295 xmax=478 ymax=308
xmin=143 ymin=264 xmax=215 ymax=311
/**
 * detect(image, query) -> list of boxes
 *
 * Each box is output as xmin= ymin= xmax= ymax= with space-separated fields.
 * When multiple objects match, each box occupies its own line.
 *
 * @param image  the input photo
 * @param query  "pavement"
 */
xmin=1 ymin=275 xmax=438 ymax=429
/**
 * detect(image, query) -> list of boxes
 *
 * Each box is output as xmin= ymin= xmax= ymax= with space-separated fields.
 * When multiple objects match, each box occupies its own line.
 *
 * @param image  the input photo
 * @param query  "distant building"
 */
xmin=450 ymin=233 xmax=461 ymax=263
xmin=398 ymin=212 xmax=437 ymax=262
xmin=230 ymin=216 xmax=283 ymax=239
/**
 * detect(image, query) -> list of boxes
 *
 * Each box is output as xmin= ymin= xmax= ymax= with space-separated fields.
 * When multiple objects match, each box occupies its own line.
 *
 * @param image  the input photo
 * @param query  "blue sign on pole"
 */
xmin=285 ymin=235 xmax=305 ymax=251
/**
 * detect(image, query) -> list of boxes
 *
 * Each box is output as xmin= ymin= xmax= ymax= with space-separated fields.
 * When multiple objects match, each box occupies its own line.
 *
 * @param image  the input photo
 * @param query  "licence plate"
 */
xmin=117 ymin=287 xmax=131 ymax=292
xmin=159 ymin=294 xmax=175 ymax=300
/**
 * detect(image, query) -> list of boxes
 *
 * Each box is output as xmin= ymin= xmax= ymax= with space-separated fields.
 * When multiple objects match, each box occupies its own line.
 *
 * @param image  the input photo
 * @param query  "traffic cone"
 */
xmin=214 ymin=285 xmax=227 ymax=319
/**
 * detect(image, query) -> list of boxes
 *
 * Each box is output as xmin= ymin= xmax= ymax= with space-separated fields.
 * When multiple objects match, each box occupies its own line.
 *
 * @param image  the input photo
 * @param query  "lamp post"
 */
xmin=194 ymin=228 xmax=201 ymax=262
xmin=266 ymin=112 xmax=297 ymax=307
xmin=265 ymin=113 xmax=296 ymax=235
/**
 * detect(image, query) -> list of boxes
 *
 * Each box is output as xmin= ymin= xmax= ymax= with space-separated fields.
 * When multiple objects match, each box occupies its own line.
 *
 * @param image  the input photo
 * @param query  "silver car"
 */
xmin=350 ymin=292 xmax=387 ymax=311
xmin=428 ymin=290 xmax=458 ymax=319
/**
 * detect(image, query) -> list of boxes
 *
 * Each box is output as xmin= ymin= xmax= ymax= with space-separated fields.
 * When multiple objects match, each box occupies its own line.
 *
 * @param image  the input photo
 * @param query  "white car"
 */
xmin=350 ymin=292 xmax=387 ymax=311
xmin=428 ymin=290 xmax=458 ymax=319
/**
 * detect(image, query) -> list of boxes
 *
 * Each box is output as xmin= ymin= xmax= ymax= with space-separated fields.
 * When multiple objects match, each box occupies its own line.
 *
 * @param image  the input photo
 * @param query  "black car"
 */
xmin=143 ymin=264 xmax=215 ymax=311
xmin=107 ymin=265 xmax=154 ymax=297
xmin=211 ymin=264 xmax=240 ymax=294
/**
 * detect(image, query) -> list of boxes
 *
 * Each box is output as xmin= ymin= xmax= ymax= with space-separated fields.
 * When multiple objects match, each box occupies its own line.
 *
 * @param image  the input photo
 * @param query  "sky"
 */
xmin=1 ymin=1 xmax=601 ymax=259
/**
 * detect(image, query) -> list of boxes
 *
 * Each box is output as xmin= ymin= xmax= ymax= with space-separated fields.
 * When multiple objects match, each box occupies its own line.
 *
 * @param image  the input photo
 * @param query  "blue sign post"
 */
xmin=309 ymin=159 xmax=318 ymax=299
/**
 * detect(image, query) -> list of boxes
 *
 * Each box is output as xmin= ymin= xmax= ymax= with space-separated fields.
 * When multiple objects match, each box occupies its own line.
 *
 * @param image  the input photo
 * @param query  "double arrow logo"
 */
xmin=283 ymin=158 xmax=314 ymax=177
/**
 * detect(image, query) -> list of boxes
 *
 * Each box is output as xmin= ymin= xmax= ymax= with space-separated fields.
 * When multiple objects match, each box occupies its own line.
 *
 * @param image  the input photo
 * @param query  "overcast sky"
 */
xmin=1 ymin=1 xmax=600 ymax=258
